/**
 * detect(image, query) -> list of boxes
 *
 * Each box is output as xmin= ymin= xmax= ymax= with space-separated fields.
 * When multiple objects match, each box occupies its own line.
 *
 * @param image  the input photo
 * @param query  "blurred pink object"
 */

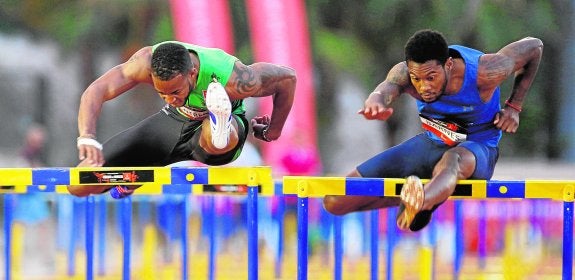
xmin=281 ymin=146 xmax=320 ymax=175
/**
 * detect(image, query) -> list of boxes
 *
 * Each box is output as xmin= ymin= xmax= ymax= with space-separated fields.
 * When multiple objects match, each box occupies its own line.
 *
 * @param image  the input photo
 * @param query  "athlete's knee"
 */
xmin=67 ymin=185 xmax=91 ymax=197
xmin=323 ymin=195 xmax=349 ymax=216
xmin=434 ymin=147 xmax=476 ymax=178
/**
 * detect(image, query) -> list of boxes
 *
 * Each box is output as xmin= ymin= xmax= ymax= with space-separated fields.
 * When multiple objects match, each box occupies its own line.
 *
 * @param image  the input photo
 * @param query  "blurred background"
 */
xmin=1 ymin=0 xmax=575 ymax=279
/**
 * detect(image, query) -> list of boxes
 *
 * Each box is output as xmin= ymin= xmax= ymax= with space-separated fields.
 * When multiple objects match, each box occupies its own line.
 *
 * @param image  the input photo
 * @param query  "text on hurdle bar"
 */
xmin=0 ymin=166 xmax=275 ymax=196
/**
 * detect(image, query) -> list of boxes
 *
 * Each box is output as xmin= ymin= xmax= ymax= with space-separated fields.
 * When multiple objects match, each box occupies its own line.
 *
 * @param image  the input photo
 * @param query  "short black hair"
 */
xmin=151 ymin=42 xmax=193 ymax=81
xmin=404 ymin=29 xmax=449 ymax=65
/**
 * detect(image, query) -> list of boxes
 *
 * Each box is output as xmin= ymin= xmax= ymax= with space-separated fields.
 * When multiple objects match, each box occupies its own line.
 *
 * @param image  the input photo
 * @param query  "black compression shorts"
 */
xmin=102 ymin=105 xmax=249 ymax=167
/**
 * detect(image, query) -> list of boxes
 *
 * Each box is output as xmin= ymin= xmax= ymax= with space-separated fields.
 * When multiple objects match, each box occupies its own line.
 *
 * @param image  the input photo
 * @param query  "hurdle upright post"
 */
xmin=562 ymin=184 xmax=574 ymax=280
xmin=478 ymin=200 xmax=487 ymax=270
xmin=274 ymin=182 xmax=286 ymax=279
xmin=121 ymin=196 xmax=132 ymax=280
xmin=3 ymin=194 xmax=14 ymax=280
xmin=247 ymin=170 xmax=259 ymax=280
xmin=85 ymin=196 xmax=95 ymax=280
xmin=386 ymin=206 xmax=398 ymax=280
xmin=296 ymin=180 xmax=309 ymax=280
xmin=97 ymin=196 xmax=107 ymax=276
xmin=167 ymin=166 xmax=273 ymax=279
xmin=181 ymin=195 xmax=190 ymax=280
xmin=68 ymin=198 xmax=81 ymax=277
xmin=370 ymin=210 xmax=379 ymax=280
xmin=207 ymin=196 xmax=216 ymax=280
xmin=333 ymin=215 xmax=343 ymax=280
xmin=454 ymin=200 xmax=463 ymax=279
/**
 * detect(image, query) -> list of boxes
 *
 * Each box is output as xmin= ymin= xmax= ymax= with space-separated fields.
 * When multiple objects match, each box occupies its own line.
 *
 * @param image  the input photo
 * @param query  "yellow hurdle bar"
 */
xmin=283 ymin=176 xmax=575 ymax=200
xmin=0 ymin=166 xmax=274 ymax=196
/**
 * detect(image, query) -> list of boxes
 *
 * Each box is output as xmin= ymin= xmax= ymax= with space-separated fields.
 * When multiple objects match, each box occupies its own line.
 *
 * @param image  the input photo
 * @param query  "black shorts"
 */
xmin=102 ymin=105 xmax=249 ymax=167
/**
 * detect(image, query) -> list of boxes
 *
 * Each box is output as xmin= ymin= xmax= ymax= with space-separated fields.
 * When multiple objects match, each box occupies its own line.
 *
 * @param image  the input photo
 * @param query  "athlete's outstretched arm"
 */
xmin=77 ymin=47 xmax=154 ymax=166
xmin=226 ymin=61 xmax=296 ymax=141
xmin=359 ymin=62 xmax=410 ymax=121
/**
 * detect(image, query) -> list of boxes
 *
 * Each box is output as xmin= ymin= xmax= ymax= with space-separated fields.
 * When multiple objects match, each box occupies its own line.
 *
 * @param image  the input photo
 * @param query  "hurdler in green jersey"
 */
xmin=152 ymin=41 xmax=245 ymax=117
xmin=69 ymin=40 xmax=297 ymax=198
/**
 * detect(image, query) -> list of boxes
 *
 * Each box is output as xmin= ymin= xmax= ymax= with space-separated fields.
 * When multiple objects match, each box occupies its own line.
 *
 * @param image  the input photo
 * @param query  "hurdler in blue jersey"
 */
xmin=323 ymin=29 xmax=543 ymax=231
xmin=69 ymin=41 xmax=296 ymax=198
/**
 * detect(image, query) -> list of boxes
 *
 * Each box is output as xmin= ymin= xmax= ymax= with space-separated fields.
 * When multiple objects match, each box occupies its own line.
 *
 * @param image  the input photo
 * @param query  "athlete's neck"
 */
xmin=444 ymin=58 xmax=465 ymax=94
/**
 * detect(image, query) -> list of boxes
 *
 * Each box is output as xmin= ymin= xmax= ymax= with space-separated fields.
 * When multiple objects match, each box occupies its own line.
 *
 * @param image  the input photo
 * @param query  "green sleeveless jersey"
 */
xmin=152 ymin=41 xmax=246 ymax=117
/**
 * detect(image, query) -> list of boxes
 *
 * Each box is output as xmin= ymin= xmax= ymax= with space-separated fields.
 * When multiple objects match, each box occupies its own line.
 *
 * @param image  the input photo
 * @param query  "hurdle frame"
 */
xmin=0 ymin=166 xmax=274 ymax=280
xmin=2 ymin=168 xmax=574 ymax=279
xmin=283 ymin=176 xmax=575 ymax=280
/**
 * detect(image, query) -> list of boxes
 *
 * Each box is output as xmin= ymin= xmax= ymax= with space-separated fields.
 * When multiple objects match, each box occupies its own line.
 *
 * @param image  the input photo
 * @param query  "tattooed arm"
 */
xmin=359 ymin=62 xmax=410 ymax=121
xmin=226 ymin=61 xmax=297 ymax=141
xmin=477 ymin=37 xmax=543 ymax=133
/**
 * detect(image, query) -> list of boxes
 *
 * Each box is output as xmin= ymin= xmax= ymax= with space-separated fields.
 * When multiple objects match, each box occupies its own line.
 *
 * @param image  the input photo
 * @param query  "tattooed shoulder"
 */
xmin=230 ymin=62 xmax=257 ymax=97
xmin=386 ymin=62 xmax=410 ymax=86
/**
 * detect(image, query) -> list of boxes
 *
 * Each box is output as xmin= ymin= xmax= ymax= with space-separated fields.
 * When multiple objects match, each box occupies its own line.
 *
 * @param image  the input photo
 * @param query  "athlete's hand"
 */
xmin=251 ymin=115 xmax=276 ymax=142
xmin=77 ymin=137 xmax=105 ymax=166
xmin=494 ymin=108 xmax=520 ymax=133
xmin=358 ymin=91 xmax=395 ymax=120
xmin=358 ymin=103 xmax=394 ymax=121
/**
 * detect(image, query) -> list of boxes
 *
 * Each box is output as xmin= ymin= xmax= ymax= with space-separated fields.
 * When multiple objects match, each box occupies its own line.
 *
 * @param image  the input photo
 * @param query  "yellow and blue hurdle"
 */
xmin=0 ymin=166 xmax=275 ymax=280
xmin=3 ymin=168 xmax=574 ymax=279
xmin=283 ymin=176 xmax=575 ymax=280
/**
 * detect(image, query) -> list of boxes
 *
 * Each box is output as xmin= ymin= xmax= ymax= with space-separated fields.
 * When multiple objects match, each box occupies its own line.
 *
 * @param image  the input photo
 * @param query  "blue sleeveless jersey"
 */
xmin=416 ymin=45 xmax=502 ymax=147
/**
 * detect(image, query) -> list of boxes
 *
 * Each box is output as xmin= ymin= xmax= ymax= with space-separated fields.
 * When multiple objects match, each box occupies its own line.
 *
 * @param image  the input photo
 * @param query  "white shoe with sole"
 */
xmin=206 ymin=81 xmax=232 ymax=149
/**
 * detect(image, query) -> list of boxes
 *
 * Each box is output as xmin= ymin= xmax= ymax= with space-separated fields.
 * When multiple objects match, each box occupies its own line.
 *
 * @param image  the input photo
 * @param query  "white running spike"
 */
xmin=206 ymin=81 xmax=232 ymax=149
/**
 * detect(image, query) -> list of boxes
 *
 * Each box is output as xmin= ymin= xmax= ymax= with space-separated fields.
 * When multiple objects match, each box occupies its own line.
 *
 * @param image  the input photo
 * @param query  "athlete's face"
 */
xmin=407 ymin=60 xmax=448 ymax=103
xmin=153 ymin=73 xmax=194 ymax=107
